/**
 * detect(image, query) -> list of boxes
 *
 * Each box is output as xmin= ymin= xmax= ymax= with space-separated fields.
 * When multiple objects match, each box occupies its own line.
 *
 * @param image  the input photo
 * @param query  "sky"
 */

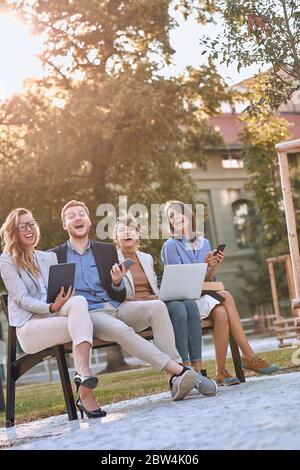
xmin=0 ymin=12 xmax=44 ymax=98
xmin=169 ymin=13 xmax=261 ymax=86
xmin=0 ymin=9 xmax=261 ymax=99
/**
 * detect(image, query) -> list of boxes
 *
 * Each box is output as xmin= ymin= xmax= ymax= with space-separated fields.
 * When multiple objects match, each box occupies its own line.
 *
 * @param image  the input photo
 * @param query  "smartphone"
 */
xmin=214 ymin=243 xmax=227 ymax=256
xmin=119 ymin=258 xmax=135 ymax=269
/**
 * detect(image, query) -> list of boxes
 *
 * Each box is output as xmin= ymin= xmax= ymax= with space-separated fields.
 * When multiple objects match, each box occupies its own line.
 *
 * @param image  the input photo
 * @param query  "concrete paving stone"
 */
xmin=1 ymin=372 xmax=300 ymax=450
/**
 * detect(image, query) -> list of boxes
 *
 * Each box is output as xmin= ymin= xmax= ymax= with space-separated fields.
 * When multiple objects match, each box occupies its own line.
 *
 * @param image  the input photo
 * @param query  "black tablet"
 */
xmin=47 ymin=263 xmax=76 ymax=304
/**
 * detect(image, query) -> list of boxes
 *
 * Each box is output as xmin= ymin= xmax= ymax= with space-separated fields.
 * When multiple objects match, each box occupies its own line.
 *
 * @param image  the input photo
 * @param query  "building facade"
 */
xmin=183 ymin=109 xmax=300 ymax=315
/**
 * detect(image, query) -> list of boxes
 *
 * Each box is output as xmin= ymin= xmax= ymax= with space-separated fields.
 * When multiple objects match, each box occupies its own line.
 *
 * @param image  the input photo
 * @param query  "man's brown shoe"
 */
xmin=242 ymin=355 xmax=279 ymax=374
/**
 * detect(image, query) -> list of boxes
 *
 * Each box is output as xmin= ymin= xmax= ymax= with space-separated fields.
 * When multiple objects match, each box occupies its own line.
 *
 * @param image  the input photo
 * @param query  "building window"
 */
xmin=222 ymin=152 xmax=244 ymax=169
xmin=176 ymin=161 xmax=198 ymax=170
xmin=176 ymin=161 xmax=207 ymax=171
xmin=232 ymin=200 xmax=254 ymax=248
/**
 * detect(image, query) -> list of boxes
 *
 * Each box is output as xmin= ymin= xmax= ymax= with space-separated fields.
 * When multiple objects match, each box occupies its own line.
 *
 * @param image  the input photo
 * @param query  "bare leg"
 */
xmin=74 ymin=341 xmax=99 ymax=411
xmin=209 ymin=305 xmax=230 ymax=374
xmin=73 ymin=341 xmax=92 ymax=376
xmin=219 ymin=291 xmax=256 ymax=361
xmin=78 ymin=386 xmax=100 ymax=411
xmin=190 ymin=360 xmax=202 ymax=372
xmin=182 ymin=360 xmax=191 ymax=368
xmin=165 ymin=359 xmax=185 ymax=380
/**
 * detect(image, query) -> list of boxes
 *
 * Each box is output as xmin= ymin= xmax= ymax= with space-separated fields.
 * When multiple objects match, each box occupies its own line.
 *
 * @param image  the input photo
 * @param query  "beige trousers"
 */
xmin=17 ymin=296 xmax=94 ymax=374
xmin=17 ymin=297 xmax=181 ymax=372
xmin=90 ymin=299 xmax=181 ymax=371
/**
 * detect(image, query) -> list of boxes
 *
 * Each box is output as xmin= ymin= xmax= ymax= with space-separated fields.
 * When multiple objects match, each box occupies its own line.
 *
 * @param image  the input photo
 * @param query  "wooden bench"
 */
xmin=0 ymin=289 xmax=245 ymax=427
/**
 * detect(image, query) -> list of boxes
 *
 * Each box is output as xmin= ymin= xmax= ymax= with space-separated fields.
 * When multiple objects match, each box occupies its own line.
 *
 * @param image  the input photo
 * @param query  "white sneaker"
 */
xmin=170 ymin=368 xmax=196 ymax=401
xmin=195 ymin=372 xmax=217 ymax=396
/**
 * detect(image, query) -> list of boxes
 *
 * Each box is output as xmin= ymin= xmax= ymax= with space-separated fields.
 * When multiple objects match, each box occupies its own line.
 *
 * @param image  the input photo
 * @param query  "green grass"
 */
xmin=1 ymin=347 xmax=299 ymax=427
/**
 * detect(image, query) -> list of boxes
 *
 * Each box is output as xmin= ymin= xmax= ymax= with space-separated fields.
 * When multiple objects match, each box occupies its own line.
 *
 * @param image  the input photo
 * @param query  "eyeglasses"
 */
xmin=17 ymin=220 xmax=38 ymax=232
xmin=116 ymin=226 xmax=138 ymax=235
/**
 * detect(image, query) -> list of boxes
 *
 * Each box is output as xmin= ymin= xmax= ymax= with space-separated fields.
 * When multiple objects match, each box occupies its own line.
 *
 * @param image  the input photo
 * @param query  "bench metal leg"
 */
xmin=55 ymin=345 xmax=77 ymax=421
xmin=6 ymin=327 xmax=17 ymax=427
xmin=0 ymin=322 xmax=5 ymax=412
xmin=0 ymin=376 xmax=5 ymax=413
xmin=229 ymin=334 xmax=245 ymax=383
xmin=6 ymin=366 xmax=15 ymax=427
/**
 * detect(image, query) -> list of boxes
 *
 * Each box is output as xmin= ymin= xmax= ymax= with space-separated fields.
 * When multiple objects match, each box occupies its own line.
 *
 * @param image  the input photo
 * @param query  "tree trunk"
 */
xmin=102 ymin=345 xmax=132 ymax=373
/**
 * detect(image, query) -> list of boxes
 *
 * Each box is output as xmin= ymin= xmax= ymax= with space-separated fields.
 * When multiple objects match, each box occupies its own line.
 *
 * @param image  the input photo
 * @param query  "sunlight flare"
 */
xmin=0 ymin=12 xmax=43 ymax=99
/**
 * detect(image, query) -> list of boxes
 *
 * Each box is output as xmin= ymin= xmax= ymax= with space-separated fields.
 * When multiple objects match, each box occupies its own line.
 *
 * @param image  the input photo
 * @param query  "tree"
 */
xmin=237 ymin=111 xmax=300 ymax=308
xmin=2 ymin=0 xmax=218 ymax=85
xmin=0 ymin=67 xmax=225 ymax=247
xmin=240 ymin=111 xmax=291 ymax=248
xmin=202 ymin=0 xmax=300 ymax=112
xmin=198 ymin=0 xmax=300 ymax=306
xmin=0 ymin=0 xmax=229 ymax=370
xmin=0 ymin=1 xmax=227 ymax=255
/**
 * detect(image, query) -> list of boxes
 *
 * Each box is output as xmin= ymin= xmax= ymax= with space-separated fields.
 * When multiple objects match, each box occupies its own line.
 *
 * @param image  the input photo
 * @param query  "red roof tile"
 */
xmin=209 ymin=113 xmax=300 ymax=147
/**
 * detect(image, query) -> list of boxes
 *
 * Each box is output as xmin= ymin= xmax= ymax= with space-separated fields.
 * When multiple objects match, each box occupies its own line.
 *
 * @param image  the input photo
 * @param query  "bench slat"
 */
xmin=63 ymin=320 xmax=214 ymax=352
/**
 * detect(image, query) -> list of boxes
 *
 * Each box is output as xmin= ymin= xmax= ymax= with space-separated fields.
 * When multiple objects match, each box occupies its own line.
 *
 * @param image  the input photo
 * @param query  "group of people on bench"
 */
xmin=0 ymin=200 xmax=279 ymax=419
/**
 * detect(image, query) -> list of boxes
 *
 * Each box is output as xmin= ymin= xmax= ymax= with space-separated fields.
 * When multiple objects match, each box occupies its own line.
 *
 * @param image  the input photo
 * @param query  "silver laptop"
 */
xmin=158 ymin=263 xmax=207 ymax=302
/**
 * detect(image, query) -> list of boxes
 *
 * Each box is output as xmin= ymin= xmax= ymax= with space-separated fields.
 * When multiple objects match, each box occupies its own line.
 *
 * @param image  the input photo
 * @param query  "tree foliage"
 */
xmin=0 ymin=2 xmax=230 ymax=369
xmin=202 ymin=0 xmax=300 ymax=112
xmin=240 ymin=111 xmax=292 ymax=248
xmin=238 ymin=111 xmax=300 ymax=307
xmin=0 ymin=0 xmax=227 ymax=264
xmin=2 ymin=0 xmax=218 ymax=83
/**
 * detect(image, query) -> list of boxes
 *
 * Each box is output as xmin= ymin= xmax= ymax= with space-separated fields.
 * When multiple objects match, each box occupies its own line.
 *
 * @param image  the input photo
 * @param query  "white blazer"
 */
xmin=0 ymin=250 xmax=57 ymax=327
xmin=117 ymin=249 xmax=159 ymax=300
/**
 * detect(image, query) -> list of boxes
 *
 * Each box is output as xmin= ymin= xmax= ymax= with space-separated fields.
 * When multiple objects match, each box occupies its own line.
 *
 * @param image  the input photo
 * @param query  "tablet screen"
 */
xmin=47 ymin=263 xmax=76 ymax=304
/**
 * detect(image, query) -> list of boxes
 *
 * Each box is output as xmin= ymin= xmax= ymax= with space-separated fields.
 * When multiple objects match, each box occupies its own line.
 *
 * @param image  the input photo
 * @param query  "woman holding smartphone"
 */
xmin=161 ymin=200 xmax=279 ymax=386
xmin=0 ymin=208 xmax=105 ymax=418
xmin=114 ymin=216 xmax=217 ymax=397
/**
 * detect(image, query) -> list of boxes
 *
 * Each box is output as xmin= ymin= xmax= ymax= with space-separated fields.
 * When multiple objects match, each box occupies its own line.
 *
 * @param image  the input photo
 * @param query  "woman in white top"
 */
xmin=0 ymin=208 xmax=105 ymax=418
xmin=114 ymin=216 xmax=217 ymax=397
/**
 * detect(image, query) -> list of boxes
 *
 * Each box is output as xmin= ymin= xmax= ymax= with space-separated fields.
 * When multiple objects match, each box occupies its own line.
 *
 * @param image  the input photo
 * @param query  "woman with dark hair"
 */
xmin=114 ymin=216 xmax=217 ymax=397
xmin=161 ymin=200 xmax=279 ymax=386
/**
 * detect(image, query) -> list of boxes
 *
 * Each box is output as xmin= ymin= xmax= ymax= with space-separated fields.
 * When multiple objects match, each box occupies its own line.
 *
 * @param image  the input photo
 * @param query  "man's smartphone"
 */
xmin=119 ymin=258 xmax=135 ymax=269
xmin=214 ymin=243 xmax=227 ymax=256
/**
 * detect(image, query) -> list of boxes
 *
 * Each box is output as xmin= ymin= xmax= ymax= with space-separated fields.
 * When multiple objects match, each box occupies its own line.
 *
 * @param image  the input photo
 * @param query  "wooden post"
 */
xmin=285 ymin=255 xmax=300 ymax=316
xmin=267 ymin=260 xmax=281 ymax=322
xmin=276 ymin=147 xmax=300 ymax=301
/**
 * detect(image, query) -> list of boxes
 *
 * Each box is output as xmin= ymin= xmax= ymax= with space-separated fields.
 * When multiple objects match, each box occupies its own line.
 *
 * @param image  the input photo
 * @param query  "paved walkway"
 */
xmin=1 ymin=372 xmax=300 ymax=450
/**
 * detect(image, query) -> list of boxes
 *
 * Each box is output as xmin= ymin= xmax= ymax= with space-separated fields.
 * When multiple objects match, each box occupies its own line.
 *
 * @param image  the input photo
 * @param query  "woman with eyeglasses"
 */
xmin=0 ymin=208 xmax=106 ymax=418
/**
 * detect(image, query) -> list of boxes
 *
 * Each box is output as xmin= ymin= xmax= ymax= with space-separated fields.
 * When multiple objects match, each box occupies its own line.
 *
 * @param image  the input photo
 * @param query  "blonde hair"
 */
xmin=0 ymin=208 xmax=41 ymax=277
xmin=61 ymin=200 xmax=90 ymax=224
xmin=113 ymin=216 xmax=140 ymax=249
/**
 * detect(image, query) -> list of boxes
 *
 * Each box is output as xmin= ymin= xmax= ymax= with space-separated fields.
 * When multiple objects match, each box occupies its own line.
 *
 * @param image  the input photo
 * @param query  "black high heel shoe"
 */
xmin=74 ymin=373 xmax=98 ymax=393
xmin=76 ymin=397 xmax=107 ymax=419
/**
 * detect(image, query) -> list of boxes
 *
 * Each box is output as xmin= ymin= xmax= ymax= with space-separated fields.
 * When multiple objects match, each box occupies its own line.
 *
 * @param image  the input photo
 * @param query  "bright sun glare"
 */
xmin=0 ymin=13 xmax=43 ymax=99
